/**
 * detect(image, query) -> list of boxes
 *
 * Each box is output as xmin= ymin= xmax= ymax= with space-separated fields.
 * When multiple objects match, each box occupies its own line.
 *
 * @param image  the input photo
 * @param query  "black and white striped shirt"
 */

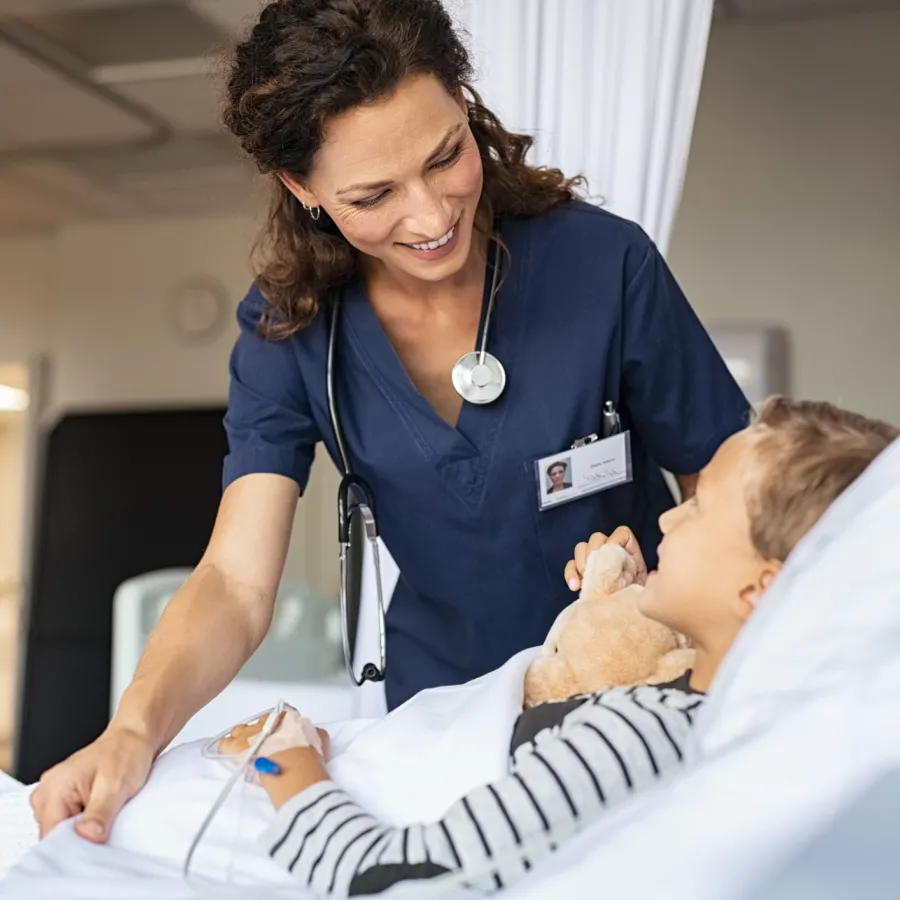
xmin=259 ymin=674 xmax=704 ymax=897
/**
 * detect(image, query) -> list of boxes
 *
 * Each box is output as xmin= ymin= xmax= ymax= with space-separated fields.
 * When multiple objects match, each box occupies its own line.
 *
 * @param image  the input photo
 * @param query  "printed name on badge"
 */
xmin=535 ymin=432 xmax=633 ymax=510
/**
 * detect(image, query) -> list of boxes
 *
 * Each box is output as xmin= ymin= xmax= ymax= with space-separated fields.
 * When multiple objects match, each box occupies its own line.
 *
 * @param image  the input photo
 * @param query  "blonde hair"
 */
xmin=746 ymin=396 xmax=898 ymax=562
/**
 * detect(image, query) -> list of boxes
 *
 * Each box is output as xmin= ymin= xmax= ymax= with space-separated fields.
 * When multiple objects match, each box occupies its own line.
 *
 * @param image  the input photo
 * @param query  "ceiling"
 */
xmin=0 ymin=0 xmax=267 ymax=233
xmin=0 ymin=0 xmax=896 ymax=235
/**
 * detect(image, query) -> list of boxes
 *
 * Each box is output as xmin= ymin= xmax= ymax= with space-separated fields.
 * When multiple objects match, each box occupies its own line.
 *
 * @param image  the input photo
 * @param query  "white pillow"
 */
xmin=695 ymin=435 xmax=900 ymax=755
xmin=483 ymin=438 xmax=900 ymax=900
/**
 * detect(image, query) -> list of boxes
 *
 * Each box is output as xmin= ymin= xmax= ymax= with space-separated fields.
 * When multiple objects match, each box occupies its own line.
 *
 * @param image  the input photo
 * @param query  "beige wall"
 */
xmin=0 ymin=418 xmax=25 ymax=587
xmin=0 ymin=214 xmax=257 ymax=409
xmin=669 ymin=9 xmax=900 ymax=424
xmin=0 ymin=237 xmax=55 ymax=362
xmin=51 ymin=214 xmax=255 ymax=411
xmin=0 ymin=415 xmax=25 ymax=758
xmin=0 ymin=213 xmax=340 ymax=594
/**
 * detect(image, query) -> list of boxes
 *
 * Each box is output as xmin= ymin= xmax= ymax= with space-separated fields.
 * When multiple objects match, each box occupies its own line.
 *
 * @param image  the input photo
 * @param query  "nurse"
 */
xmin=30 ymin=0 xmax=749 ymax=842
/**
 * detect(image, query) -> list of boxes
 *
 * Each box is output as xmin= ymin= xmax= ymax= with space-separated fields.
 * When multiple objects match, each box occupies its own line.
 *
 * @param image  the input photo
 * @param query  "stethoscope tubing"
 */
xmin=327 ymin=233 xmax=505 ymax=686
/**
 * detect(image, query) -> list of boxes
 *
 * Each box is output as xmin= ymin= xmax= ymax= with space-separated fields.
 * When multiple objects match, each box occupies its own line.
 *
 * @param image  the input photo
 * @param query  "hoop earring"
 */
xmin=302 ymin=202 xmax=321 ymax=221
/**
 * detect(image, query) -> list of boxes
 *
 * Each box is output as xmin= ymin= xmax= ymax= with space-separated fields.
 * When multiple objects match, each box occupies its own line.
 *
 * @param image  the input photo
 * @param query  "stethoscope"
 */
xmin=326 ymin=236 xmax=506 ymax=685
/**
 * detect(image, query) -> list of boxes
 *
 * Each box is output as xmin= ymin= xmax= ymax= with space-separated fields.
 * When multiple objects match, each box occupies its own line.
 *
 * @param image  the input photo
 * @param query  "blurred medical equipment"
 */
xmin=111 ymin=572 xmax=344 ymax=712
xmin=708 ymin=324 xmax=790 ymax=407
xmin=111 ymin=571 xmax=355 ymax=744
xmin=15 ymin=407 xmax=230 ymax=785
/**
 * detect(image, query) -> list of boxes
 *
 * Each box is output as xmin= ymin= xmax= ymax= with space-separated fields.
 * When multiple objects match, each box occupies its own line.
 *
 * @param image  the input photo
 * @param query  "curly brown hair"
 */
xmin=223 ymin=0 xmax=584 ymax=339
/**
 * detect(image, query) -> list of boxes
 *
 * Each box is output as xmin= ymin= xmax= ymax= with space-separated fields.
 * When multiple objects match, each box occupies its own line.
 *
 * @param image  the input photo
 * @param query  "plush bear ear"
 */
xmin=581 ymin=543 xmax=636 ymax=598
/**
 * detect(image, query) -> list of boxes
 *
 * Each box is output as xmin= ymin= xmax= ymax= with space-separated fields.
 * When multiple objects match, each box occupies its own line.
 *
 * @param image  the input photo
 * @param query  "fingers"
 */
xmin=606 ymin=526 xmax=648 ymax=584
xmin=218 ymin=722 xmax=252 ymax=755
xmin=223 ymin=716 xmax=268 ymax=742
xmin=31 ymin=778 xmax=85 ymax=839
xmin=317 ymin=728 xmax=331 ymax=761
xmin=220 ymin=709 xmax=288 ymax=755
xmin=217 ymin=735 xmax=248 ymax=755
xmin=567 ymin=531 xmax=609 ymax=591
xmin=572 ymin=538 xmax=591 ymax=579
xmin=564 ymin=559 xmax=580 ymax=591
xmin=564 ymin=527 xmax=648 ymax=591
xmin=30 ymin=727 xmax=154 ymax=844
xmin=76 ymin=776 xmax=131 ymax=843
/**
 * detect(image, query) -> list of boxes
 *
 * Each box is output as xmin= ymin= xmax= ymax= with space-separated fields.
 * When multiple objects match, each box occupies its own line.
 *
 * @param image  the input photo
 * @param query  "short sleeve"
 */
xmin=620 ymin=239 xmax=751 ymax=474
xmin=222 ymin=286 xmax=322 ymax=492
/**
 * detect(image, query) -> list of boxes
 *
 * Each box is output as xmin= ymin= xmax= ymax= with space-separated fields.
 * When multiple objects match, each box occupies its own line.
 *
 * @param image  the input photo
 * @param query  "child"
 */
xmin=220 ymin=397 xmax=898 ymax=897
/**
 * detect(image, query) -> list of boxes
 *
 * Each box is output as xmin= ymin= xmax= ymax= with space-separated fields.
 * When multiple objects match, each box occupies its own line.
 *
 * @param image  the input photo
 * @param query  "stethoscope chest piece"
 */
xmin=451 ymin=350 xmax=506 ymax=404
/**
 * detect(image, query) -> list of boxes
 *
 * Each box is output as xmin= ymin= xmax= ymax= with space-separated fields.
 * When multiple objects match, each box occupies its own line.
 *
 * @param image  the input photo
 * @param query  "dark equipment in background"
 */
xmin=14 ymin=408 xmax=229 ymax=783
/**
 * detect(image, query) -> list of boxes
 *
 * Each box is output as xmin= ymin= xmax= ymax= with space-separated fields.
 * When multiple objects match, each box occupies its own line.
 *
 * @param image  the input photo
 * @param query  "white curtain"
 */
xmin=352 ymin=0 xmax=715 ymax=717
xmin=449 ymin=0 xmax=714 ymax=255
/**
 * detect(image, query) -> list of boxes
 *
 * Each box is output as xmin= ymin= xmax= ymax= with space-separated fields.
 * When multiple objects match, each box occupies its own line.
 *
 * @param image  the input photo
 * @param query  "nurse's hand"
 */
xmin=30 ymin=724 xmax=155 ymax=842
xmin=565 ymin=526 xmax=648 ymax=591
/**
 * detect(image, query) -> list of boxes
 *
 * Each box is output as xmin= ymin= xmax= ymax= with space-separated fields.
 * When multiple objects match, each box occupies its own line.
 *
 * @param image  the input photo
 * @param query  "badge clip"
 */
xmin=571 ymin=434 xmax=599 ymax=449
xmin=571 ymin=401 xmax=621 ymax=449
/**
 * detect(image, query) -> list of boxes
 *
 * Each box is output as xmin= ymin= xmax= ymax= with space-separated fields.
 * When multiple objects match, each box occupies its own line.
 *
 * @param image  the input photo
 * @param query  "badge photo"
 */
xmin=535 ymin=431 xmax=633 ymax=510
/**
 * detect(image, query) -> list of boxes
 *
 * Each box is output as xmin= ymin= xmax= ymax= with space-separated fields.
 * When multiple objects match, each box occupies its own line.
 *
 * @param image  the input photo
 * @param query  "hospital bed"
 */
xmin=110 ymin=570 xmax=359 ymax=745
xmin=1 ymin=436 xmax=899 ymax=899
xmin=741 ymin=769 xmax=900 ymax=900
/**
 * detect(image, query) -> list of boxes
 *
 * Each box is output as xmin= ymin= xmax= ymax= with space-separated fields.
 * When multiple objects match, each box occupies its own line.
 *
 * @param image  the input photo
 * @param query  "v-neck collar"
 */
xmin=341 ymin=217 xmax=531 ymax=510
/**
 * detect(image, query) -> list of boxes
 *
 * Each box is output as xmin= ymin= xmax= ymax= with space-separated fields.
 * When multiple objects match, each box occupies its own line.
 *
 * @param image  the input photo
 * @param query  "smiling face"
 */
xmin=281 ymin=73 xmax=485 ymax=285
xmin=637 ymin=430 xmax=781 ymax=653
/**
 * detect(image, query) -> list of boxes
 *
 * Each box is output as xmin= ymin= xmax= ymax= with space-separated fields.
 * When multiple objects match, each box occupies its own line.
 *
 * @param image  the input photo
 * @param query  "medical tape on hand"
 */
xmin=254 ymin=706 xmax=324 ymax=759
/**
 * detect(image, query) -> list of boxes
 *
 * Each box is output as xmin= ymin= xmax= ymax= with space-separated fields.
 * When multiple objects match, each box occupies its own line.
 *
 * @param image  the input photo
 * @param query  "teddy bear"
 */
xmin=523 ymin=543 xmax=695 ymax=708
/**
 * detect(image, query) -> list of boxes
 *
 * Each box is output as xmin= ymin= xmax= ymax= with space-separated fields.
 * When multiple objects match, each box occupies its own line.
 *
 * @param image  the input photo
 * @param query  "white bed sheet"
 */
xmin=0 ymin=777 xmax=37 ymax=882
xmin=0 ymin=648 xmax=538 ymax=898
xmin=430 ymin=436 xmax=900 ymax=900
xmin=4 ymin=438 xmax=899 ymax=900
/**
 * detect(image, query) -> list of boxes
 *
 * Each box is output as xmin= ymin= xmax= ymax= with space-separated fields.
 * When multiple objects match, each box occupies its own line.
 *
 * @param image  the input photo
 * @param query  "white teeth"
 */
xmin=410 ymin=225 xmax=455 ymax=252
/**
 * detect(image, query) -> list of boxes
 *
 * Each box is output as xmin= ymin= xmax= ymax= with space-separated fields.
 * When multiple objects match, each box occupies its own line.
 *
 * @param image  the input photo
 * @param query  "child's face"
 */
xmin=638 ymin=430 xmax=780 ymax=650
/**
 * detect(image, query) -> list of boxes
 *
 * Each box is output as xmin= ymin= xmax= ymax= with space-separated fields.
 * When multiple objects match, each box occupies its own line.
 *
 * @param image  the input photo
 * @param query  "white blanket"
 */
xmin=0 ymin=775 xmax=37 ymax=881
xmin=5 ymin=438 xmax=900 ymax=900
xmin=461 ymin=437 xmax=900 ymax=900
xmin=0 ymin=648 xmax=538 ymax=898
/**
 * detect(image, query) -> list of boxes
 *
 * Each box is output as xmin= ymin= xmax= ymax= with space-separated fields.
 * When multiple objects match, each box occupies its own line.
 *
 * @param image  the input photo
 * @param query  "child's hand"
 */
xmin=218 ymin=712 xmax=330 ymax=761
xmin=220 ymin=711 xmax=332 ymax=810
xmin=565 ymin=526 xmax=648 ymax=591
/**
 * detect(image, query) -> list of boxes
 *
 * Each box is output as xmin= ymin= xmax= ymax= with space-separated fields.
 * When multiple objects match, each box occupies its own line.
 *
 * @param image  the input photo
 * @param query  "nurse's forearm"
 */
xmin=110 ymin=563 xmax=274 ymax=755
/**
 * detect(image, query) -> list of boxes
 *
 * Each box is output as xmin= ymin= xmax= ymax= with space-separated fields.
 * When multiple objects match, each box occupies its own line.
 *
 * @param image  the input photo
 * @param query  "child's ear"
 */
xmin=735 ymin=562 xmax=781 ymax=623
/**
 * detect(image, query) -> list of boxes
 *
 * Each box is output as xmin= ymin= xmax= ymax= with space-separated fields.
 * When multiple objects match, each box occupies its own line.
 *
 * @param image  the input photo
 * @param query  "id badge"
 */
xmin=535 ymin=431 xmax=633 ymax=510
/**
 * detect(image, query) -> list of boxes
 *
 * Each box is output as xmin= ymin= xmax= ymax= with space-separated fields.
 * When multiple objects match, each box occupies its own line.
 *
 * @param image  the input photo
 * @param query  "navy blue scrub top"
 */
xmin=223 ymin=201 xmax=750 ymax=710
